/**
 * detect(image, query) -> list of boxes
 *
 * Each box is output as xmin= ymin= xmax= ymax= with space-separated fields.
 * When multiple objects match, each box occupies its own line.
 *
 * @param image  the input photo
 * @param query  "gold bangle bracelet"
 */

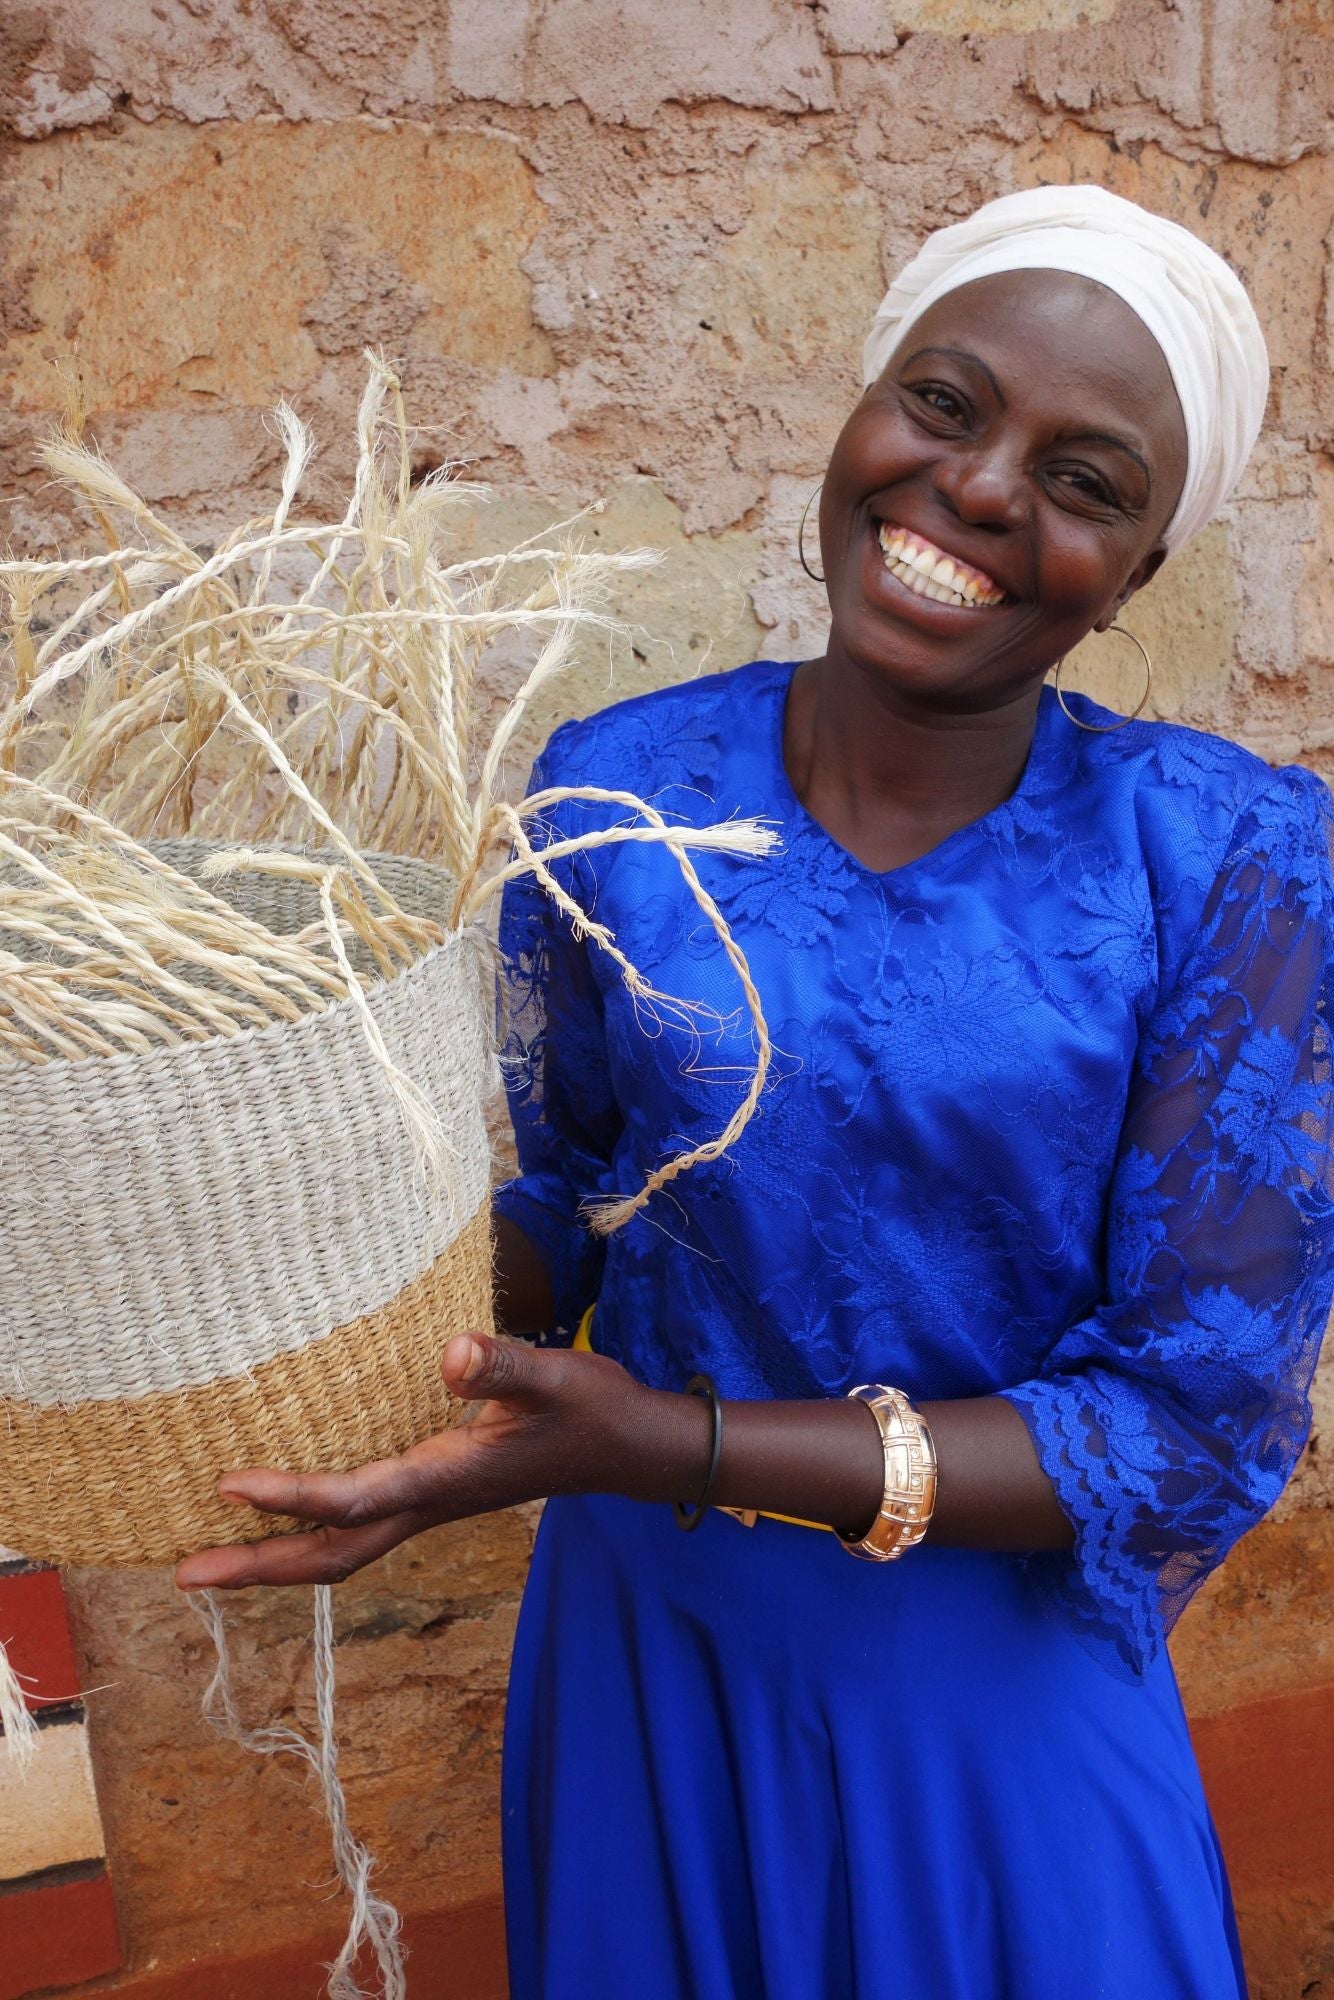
xmin=839 ymin=1384 xmax=937 ymax=1562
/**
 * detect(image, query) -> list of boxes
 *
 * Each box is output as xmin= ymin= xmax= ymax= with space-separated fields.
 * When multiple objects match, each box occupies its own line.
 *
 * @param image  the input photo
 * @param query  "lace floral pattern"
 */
xmin=495 ymin=660 xmax=1334 ymax=1677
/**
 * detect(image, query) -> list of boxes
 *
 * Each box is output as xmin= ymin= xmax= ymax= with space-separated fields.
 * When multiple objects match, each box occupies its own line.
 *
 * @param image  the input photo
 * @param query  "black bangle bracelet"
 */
xmin=673 ymin=1373 xmax=723 ymax=1532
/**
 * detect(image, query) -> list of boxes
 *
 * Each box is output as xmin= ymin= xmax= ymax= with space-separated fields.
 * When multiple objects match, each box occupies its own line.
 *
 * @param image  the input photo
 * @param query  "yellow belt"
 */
xmin=573 ymin=1306 xmax=833 ymax=1535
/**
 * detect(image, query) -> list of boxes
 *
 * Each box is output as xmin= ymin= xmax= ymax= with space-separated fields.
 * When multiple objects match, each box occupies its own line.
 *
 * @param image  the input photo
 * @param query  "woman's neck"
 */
xmin=783 ymin=651 xmax=1044 ymax=874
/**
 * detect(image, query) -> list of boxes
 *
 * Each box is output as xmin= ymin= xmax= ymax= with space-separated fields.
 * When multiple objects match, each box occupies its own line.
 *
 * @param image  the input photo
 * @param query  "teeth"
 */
xmin=876 ymin=521 xmax=1003 ymax=608
xmin=890 ymin=558 xmax=962 ymax=606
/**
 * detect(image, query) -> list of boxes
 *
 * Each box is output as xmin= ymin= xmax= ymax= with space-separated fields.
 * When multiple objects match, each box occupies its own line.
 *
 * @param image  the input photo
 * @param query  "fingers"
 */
xmin=210 ymin=1351 xmax=525 ymax=1526
xmin=440 ymin=1328 xmax=586 ymax=1408
xmin=209 ymin=1444 xmax=457 ymax=1528
xmin=174 ymin=1418 xmax=507 ymax=1592
xmin=174 ymin=1510 xmax=422 ymax=1591
xmin=441 ymin=1329 xmax=515 ymax=1401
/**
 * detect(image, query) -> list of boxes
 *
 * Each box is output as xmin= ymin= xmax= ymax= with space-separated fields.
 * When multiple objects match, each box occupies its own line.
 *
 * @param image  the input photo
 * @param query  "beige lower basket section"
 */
xmin=0 ymin=1203 xmax=493 ymax=1568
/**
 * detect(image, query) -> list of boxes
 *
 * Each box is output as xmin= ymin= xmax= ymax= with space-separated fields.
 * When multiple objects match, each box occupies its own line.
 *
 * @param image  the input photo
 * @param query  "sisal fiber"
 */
xmin=0 ymin=354 xmax=778 ymax=1991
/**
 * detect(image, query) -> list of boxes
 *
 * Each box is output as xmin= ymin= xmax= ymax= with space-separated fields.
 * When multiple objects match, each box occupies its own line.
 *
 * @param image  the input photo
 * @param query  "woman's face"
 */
xmin=818 ymin=268 xmax=1190 ymax=713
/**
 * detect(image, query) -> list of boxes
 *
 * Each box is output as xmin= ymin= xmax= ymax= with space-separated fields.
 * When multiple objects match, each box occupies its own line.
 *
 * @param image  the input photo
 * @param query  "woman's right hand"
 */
xmin=173 ymin=1327 xmax=709 ymax=1592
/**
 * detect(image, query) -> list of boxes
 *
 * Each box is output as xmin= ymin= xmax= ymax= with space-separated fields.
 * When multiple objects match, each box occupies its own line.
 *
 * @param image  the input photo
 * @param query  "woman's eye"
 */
xmin=1050 ymin=464 xmax=1117 ymax=507
xmin=909 ymin=383 xmax=968 ymax=423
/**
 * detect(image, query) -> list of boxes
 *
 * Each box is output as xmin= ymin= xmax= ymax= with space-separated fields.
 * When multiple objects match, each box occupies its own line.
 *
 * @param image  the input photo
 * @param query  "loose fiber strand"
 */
xmin=0 ymin=1640 xmax=39 ymax=1772
xmin=190 ymin=1591 xmax=405 ymax=2000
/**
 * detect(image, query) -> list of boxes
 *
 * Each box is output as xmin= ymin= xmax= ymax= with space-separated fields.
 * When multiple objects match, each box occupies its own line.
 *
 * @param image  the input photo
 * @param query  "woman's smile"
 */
xmin=874 ymin=520 xmax=1008 ymax=610
xmin=855 ymin=513 xmax=1009 ymax=638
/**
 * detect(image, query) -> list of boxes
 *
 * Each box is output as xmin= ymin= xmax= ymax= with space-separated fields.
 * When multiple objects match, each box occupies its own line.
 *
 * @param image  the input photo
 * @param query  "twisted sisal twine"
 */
xmin=192 ymin=1587 xmax=407 ymax=2000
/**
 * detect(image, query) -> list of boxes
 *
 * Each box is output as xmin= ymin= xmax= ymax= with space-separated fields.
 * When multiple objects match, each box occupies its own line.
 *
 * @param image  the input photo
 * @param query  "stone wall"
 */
xmin=1 ymin=4 xmax=1331 ymax=1995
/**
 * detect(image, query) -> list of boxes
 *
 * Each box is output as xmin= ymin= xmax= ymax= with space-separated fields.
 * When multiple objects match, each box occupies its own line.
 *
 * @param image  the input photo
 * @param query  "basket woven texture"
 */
xmin=0 ymin=843 xmax=495 ymax=1568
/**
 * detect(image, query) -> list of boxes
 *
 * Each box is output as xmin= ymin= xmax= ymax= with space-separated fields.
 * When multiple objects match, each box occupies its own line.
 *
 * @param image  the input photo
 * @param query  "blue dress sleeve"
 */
xmin=1001 ymin=766 xmax=1334 ymax=1678
xmin=492 ymin=731 xmax=624 ymax=1341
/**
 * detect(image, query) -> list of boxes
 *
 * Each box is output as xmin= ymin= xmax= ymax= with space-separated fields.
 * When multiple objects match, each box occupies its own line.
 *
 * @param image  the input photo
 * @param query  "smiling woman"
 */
xmin=178 ymin=187 xmax=1334 ymax=2000
xmin=789 ymin=262 xmax=1194 ymax=873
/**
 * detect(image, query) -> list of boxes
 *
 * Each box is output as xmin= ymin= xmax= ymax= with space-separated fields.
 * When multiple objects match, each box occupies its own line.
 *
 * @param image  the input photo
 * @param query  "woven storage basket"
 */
xmin=0 ymin=371 xmax=780 ymax=2000
xmin=0 ymin=840 xmax=495 ymax=1569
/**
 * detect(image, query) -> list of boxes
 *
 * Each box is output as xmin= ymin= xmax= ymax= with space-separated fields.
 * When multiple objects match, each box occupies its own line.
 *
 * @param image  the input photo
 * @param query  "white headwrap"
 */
xmin=862 ymin=185 xmax=1269 ymax=553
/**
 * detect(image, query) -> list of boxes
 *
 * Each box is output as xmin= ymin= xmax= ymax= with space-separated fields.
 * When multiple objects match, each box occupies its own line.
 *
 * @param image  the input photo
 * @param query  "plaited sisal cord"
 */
xmin=462 ymin=787 xmax=775 ymax=1233
xmin=192 ymin=1589 xmax=406 ymax=2000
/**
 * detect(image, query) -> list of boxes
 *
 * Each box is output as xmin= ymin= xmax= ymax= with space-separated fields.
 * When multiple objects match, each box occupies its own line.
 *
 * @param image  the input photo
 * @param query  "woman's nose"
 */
xmin=932 ymin=448 xmax=1028 ymax=533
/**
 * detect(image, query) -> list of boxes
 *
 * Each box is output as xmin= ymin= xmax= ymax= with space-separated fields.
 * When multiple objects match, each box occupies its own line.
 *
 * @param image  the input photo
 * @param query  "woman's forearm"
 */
xmin=648 ymin=1389 xmax=1074 ymax=1553
xmin=488 ymin=1211 xmax=1072 ymax=1553
xmin=917 ymin=1396 xmax=1073 ymax=1550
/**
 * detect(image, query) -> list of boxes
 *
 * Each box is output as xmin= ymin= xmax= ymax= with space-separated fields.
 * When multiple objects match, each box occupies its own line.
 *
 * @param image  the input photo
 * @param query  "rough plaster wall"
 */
xmin=1 ymin=4 xmax=1332 ymax=1993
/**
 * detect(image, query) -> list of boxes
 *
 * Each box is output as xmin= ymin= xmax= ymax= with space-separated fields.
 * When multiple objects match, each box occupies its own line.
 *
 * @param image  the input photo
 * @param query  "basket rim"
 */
xmin=0 ymin=835 xmax=475 ymax=1087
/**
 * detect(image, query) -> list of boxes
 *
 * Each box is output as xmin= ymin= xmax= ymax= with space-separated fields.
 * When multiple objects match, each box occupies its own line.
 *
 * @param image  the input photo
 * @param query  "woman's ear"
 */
xmin=1095 ymin=544 xmax=1170 ymax=632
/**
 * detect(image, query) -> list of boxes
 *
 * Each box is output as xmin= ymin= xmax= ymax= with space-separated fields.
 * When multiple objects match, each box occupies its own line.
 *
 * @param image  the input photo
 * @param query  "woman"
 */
xmin=178 ymin=188 xmax=1334 ymax=1996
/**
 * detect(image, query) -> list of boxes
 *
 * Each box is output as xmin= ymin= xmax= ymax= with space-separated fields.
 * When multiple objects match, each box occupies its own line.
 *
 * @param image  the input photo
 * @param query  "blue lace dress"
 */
xmin=494 ymin=659 xmax=1334 ymax=2000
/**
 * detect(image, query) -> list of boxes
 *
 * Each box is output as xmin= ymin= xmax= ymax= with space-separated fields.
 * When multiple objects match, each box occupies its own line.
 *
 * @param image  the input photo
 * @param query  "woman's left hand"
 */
xmin=174 ymin=1332 xmax=697 ymax=1592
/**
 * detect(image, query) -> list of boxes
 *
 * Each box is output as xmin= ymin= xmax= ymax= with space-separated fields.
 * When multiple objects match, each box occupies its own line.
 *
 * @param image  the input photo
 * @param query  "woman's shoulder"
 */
xmin=1053 ymin=693 xmax=1332 ymax=869
xmin=1044 ymin=702 xmax=1333 ymax=1010
xmin=533 ymin=659 xmax=787 ymax=799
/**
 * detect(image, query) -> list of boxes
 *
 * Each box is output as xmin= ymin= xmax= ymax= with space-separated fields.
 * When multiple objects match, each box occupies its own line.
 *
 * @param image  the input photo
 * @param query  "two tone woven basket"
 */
xmin=0 ymin=844 xmax=494 ymax=1570
xmin=0 ymin=367 xmax=777 ymax=2000
xmin=0 ymin=369 xmax=784 ymax=2000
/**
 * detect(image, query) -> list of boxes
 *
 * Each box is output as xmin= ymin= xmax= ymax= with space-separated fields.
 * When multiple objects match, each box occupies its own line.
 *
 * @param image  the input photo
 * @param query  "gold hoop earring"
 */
xmin=798 ymin=485 xmax=824 ymax=583
xmin=1053 ymin=623 xmax=1153 ymax=734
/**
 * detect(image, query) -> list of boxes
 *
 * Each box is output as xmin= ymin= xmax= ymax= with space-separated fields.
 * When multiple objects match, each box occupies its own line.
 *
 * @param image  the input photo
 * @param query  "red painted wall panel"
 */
xmin=0 ymin=1568 xmax=82 ymax=1713
xmin=0 ymin=1868 xmax=121 ymax=2000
